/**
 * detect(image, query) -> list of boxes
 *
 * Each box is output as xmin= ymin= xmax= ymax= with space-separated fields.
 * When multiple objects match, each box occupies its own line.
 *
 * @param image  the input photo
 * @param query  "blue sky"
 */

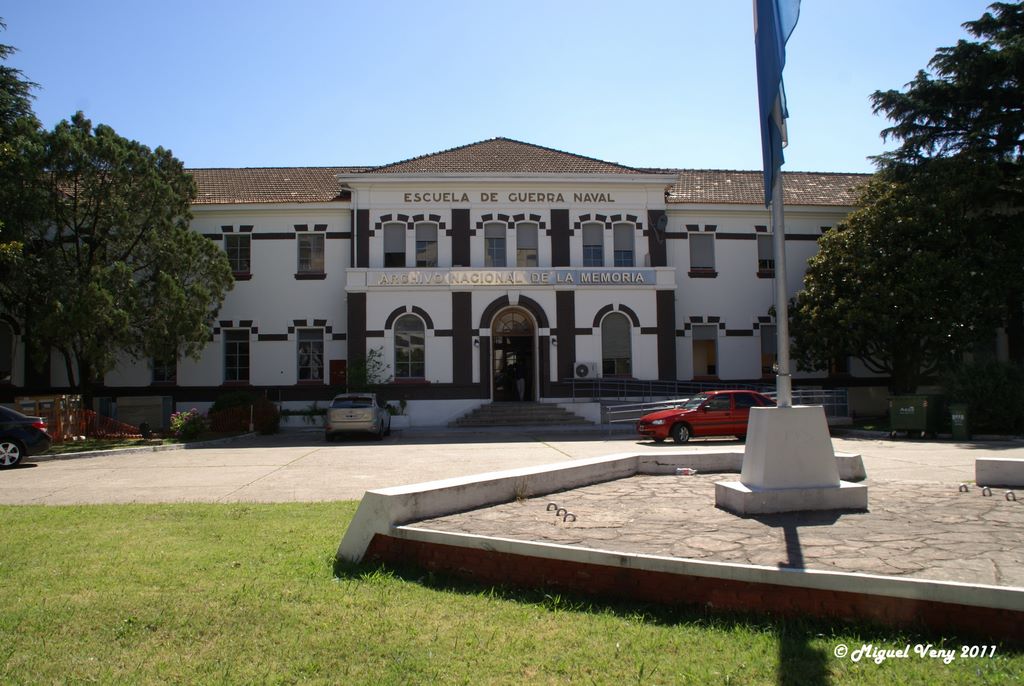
xmin=3 ymin=1 xmax=995 ymax=173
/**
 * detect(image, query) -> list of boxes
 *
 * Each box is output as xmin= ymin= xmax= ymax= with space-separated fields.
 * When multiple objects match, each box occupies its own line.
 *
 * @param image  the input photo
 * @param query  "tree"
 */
xmin=870 ymin=1 xmax=1024 ymax=361
xmin=1 ymin=112 xmax=234 ymax=401
xmin=0 ymin=19 xmax=43 ymax=267
xmin=792 ymin=2 xmax=1024 ymax=390
xmin=790 ymin=162 xmax=1010 ymax=393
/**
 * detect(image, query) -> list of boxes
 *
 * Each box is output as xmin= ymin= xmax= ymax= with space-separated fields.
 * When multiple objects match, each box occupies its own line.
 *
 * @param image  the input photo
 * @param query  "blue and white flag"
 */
xmin=754 ymin=0 xmax=800 ymax=207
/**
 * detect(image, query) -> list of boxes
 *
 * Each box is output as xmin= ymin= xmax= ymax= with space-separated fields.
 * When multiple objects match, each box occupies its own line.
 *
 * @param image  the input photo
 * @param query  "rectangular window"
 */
xmin=383 ymin=224 xmax=406 ymax=268
xmin=516 ymin=223 xmax=539 ymax=267
xmin=485 ymin=224 xmax=506 ymax=268
xmin=692 ymin=324 xmax=717 ymax=377
xmin=297 ymin=234 xmax=325 ymax=274
xmin=415 ymin=223 xmax=438 ymax=267
xmin=613 ymin=223 xmax=634 ymax=267
xmin=297 ymin=329 xmax=324 ymax=382
xmin=224 ymin=330 xmax=250 ymax=383
xmin=225 ymin=235 xmax=251 ymax=275
xmin=757 ymin=234 xmax=775 ymax=272
xmin=760 ymin=324 xmax=777 ymax=376
xmin=582 ymin=223 xmax=603 ymax=267
xmin=689 ymin=233 xmax=715 ymax=272
xmin=152 ymin=356 xmax=177 ymax=384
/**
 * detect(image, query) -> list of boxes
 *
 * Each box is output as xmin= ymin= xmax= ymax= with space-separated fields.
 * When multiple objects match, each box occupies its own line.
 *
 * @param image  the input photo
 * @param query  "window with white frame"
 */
xmin=415 ymin=222 xmax=438 ymax=267
xmin=612 ymin=222 xmax=634 ymax=267
xmin=225 ymin=234 xmax=251 ymax=275
xmin=757 ymin=234 xmax=775 ymax=272
xmin=394 ymin=314 xmax=425 ymax=379
xmin=297 ymin=329 xmax=324 ymax=381
xmin=484 ymin=222 xmax=506 ymax=267
xmin=152 ymin=355 xmax=177 ymax=384
xmin=691 ymin=324 xmax=717 ymax=377
xmin=383 ymin=222 xmax=406 ymax=267
xmin=601 ymin=312 xmax=632 ymax=376
xmin=582 ymin=222 xmax=603 ymax=267
xmin=224 ymin=330 xmax=250 ymax=383
xmin=516 ymin=222 xmax=539 ymax=267
xmin=297 ymin=234 xmax=324 ymax=274
xmin=689 ymin=233 xmax=715 ymax=272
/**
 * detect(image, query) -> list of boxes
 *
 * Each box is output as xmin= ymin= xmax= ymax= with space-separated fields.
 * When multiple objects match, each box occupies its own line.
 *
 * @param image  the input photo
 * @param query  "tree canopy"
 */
xmin=791 ymin=2 xmax=1024 ymax=390
xmin=0 ymin=24 xmax=233 ymax=399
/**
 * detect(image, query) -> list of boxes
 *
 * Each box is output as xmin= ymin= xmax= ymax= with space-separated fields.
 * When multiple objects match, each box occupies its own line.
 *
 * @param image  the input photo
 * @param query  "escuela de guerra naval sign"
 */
xmin=403 ymin=191 xmax=617 ymax=203
xmin=368 ymin=268 xmax=657 ymax=287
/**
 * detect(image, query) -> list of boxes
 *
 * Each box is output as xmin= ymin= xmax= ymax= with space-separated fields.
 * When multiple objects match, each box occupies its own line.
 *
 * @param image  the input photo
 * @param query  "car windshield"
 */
xmin=331 ymin=397 xmax=374 ymax=409
xmin=679 ymin=394 xmax=709 ymax=410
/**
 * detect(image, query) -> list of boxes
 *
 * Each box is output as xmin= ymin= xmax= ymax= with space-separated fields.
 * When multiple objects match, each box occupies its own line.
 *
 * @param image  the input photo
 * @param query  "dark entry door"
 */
xmin=492 ymin=336 xmax=533 ymax=401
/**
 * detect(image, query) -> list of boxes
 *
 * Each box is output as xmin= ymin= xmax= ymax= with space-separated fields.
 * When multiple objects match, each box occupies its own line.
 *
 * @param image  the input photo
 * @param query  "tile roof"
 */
xmin=188 ymin=167 xmax=365 ymax=205
xmin=186 ymin=142 xmax=870 ymax=207
xmin=666 ymin=169 xmax=868 ymax=206
xmin=360 ymin=137 xmax=646 ymax=175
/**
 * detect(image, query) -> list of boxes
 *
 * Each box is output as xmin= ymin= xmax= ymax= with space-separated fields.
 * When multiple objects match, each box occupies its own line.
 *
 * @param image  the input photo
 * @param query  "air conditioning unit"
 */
xmin=573 ymin=361 xmax=599 ymax=379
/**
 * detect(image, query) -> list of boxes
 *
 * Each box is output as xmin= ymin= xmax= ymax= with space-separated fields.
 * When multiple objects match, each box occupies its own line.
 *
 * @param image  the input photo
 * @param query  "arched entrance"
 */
xmin=491 ymin=308 xmax=535 ymax=401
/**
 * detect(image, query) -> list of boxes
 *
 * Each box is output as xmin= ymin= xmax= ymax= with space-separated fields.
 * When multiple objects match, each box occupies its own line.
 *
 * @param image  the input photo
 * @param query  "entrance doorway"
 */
xmin=491 ymin=308 xmax=535 ymax=401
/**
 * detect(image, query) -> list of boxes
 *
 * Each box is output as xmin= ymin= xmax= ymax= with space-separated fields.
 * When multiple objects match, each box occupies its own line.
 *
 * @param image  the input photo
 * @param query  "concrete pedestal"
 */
xmin=715 ymin=405 xmax=868 ymax=515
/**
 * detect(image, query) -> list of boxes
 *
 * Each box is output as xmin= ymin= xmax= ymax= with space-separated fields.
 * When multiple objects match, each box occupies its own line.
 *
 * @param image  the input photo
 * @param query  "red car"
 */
xmin=636 ymin=390 xmax=775 ymax=443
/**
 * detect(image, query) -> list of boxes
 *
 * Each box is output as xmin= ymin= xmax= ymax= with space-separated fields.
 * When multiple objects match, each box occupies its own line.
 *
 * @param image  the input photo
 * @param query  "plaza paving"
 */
xmin=3 ymin=426 xmax=1023 ymax=589
xmin=414 ymin=471 xmax=1024 ymax=588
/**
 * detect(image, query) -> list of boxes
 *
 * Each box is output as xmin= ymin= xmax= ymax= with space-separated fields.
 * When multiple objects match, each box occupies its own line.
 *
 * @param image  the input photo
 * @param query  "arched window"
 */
xmin=612 ymin=222 xmax=634 ymax=267
xmin=382 ymin=222 xmax=406 ymax=267
xmin=601 ymin=312 xmax=631 ymax=376
xmin=394 ymin=314 xmax=425 ymax=379
xmin=0 ymin=322 xmax=12 ymax=383
xmin=582 ymin=221 xmax=604 ymax=267
xmin=484 ymin=221 xmax=506 ymax=267
xmin=516 ymin=222 xmax=538 ymax=267
xmin=415 ymin=222 xmax=438 ymax=267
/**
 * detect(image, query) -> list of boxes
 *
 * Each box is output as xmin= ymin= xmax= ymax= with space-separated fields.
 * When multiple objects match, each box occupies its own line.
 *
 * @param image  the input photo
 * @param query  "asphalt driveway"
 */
xmin=0 ymin=427 xmax=1017 ymax=505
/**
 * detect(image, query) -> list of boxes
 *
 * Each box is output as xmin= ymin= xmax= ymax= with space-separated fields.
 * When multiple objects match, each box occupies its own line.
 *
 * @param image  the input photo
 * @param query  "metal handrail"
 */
xmin=599 ymin=388 xmax=850 ymax=426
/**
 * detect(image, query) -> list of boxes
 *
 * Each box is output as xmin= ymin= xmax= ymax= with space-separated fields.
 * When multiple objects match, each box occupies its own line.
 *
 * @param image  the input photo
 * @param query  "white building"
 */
xmin=1 ymin=138 xmax=870 ymax=426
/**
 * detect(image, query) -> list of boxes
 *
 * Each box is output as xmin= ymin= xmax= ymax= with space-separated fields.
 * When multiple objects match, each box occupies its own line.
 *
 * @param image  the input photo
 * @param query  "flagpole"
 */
xmin=770 ymin=173 xmax=792 ymax=408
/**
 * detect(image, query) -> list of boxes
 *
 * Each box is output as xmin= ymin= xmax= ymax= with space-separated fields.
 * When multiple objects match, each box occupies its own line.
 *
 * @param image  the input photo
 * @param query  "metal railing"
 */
xmin=601 ymin=387 xmax=850 ymax=427
xmin=566 ymin=377 xmax=769 ymax=403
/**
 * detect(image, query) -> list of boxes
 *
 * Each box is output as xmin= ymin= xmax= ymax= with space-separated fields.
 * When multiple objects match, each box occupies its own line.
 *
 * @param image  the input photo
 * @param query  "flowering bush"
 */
xmin=169 ymin=409 xmax=208 ymax=440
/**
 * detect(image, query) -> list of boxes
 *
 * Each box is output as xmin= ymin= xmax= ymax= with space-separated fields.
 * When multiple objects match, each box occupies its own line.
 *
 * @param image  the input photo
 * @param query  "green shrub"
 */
xmin=210 ymin=391 xmax=261 ymax=414
xmin=943 ymin=360 xmax=1024 ymax=434
xmin=208 ymin=398 xmax=280 ymax=435
xmin=169 ymin=409 xmax=208 ymax=440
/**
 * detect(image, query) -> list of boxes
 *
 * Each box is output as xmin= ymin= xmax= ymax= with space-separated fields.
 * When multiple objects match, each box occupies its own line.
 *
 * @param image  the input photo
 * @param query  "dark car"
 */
xmin=636 ymin=390 xmax=775 ymax=444
xmin=0 ymin=406 xmax=52 ymax=467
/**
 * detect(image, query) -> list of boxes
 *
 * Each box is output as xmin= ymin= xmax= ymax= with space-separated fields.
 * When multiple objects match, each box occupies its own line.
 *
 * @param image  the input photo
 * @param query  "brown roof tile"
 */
xmin=667 ymin=169 xmax=869 ymax=206
xmin=361 ymin=137 xmax=645 ymax=175
xmin=188 ymin=167 xmax=365 ymax=205
xmin=187 ymin=143 xmax=870 ymax=207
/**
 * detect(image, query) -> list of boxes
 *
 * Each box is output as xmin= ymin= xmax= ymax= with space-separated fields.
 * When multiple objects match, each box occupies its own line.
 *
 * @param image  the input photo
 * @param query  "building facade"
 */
xmin=0 ymin=138 xmax=870 ymax=425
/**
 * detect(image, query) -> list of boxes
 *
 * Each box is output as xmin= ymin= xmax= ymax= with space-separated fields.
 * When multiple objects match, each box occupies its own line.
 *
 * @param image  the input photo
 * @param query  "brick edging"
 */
xmin=365 ymin=534 xmax=1021 ymax=640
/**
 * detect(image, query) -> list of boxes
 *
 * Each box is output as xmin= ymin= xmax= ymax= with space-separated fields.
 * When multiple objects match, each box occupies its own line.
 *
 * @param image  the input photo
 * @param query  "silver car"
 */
xmin=325 ymin=393 xmax=391 ymax=441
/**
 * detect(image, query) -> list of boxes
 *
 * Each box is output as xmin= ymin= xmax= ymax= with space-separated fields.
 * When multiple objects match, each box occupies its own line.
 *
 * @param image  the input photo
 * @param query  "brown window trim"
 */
xmin=391 ymin=378 xmax=430 ymax=385
xmin=756 ymin=269 xmax=775 ymax=279
xmin=688 ymin=269 xmax=718 ymax=278
xmin=294 ymin=272 xmax=327 ymax=280
xmin=233 ymin=272 xmax=252 ymax=281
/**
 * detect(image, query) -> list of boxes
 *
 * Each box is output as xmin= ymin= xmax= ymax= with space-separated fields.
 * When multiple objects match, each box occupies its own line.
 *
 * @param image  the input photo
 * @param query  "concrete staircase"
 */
xmin=449 ymin=402 xmax=593 ymax=428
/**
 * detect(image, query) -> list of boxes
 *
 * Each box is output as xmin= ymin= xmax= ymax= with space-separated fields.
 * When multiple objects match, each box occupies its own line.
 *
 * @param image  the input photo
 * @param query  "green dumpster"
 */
xmin=949 ymin=403 xmax=971 ymax=441
xmin=888 ymin=395 xmax=945 ymax=438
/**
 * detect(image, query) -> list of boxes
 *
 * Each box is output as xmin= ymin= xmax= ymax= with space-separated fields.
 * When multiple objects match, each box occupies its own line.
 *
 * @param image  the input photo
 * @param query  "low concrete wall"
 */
xmin=976 ymin=457 xmax=1024 ymax=488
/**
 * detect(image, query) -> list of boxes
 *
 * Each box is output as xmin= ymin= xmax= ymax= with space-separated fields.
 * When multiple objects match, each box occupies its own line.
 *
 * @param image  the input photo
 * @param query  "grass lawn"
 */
xmin=0 ymin=503 xmax=1020 ymax=684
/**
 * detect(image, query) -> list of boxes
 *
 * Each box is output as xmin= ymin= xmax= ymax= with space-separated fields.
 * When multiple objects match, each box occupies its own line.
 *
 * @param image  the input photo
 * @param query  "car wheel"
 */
xmin=0 ymin=440 xmax=24 ymax=468
xmin=375 ymin=422 xmax=385 ymax=441
xmin=671 ymin=424 xmax=690 ymax=444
